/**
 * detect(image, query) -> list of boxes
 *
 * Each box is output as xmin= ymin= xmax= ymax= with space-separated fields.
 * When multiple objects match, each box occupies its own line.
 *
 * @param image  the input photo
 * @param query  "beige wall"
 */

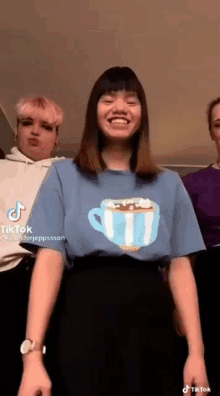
xmin=1 ymin=0 xmax=220 ymax=165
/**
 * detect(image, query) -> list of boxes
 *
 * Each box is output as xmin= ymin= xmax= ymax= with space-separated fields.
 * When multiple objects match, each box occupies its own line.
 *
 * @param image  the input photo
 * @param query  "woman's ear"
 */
xmin=52 ymin=133 xmax=59 ymax=155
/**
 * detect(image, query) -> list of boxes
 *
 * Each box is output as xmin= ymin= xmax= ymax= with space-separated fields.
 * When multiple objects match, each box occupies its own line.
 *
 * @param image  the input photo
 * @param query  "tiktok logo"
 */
xmin=7 ymin=201 xmax=26 ymax=222
xmin=183 ymin=385 xmax=211 ymax=393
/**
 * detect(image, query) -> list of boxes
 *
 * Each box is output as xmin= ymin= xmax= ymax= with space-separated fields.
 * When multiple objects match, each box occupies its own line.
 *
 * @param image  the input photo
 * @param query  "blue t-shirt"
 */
xmin=20 ymin=160 xmax=206 ymax=269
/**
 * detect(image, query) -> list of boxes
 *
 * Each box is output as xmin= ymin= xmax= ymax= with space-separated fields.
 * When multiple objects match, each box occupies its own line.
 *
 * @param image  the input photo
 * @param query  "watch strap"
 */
xmin=31 ymin=340 xmax=46 ymax=353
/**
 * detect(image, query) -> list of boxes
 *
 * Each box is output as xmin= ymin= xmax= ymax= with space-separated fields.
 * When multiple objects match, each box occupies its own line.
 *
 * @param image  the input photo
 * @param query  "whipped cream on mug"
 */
xmin=107 ymin=198 xmax=153 ymax=211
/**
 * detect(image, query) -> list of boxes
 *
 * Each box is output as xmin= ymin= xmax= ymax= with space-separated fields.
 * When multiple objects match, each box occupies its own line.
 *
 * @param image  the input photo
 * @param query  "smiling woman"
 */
xmin=97 ymin=90 xmax=141 ymax=170
xmin=17 ymin=67 xmax=208 ymax=396
xmin=74 ymin=66 xmax=159 ymax=178
xmin=98 ymin=91 xmax=141 ymax=132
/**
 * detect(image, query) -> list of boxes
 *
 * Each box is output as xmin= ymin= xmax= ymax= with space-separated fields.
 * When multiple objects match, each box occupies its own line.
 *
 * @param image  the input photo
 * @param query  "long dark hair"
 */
xmin=74 ymin=67 xmax=161 ymax=181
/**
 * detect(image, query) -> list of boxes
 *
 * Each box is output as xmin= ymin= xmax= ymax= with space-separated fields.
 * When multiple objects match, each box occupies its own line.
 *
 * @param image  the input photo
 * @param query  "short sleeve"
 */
xmin=170 ymin=176 xmax=206 ymax=258
xmin=20 ymin=164 xmax=67 ymax=262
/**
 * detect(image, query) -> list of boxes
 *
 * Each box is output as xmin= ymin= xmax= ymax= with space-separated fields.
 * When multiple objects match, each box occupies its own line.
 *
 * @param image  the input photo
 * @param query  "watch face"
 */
xmin=21 ymin=339 xmax=32 ymax=354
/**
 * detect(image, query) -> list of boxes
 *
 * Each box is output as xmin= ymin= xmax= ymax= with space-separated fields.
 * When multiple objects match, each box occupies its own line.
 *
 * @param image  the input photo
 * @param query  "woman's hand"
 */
xmin=183 ymin=354 xmax=210 ymax=395
xmin=18 ymin=352 xmax=52 ymax=396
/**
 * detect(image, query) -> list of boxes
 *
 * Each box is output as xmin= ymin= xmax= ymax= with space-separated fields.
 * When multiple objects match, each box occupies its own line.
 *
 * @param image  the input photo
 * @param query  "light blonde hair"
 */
xmin=15 ymin=96 xmax=64 ymax=132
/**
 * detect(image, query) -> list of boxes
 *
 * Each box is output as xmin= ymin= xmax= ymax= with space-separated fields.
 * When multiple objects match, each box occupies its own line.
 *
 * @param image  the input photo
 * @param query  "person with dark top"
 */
xmin=18 ymin=67 xmax=208 ymax=396
xmin=182 ymin=97 xmax=220 ymax=394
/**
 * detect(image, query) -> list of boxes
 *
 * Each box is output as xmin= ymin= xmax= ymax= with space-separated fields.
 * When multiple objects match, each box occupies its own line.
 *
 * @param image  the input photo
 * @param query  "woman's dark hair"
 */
xmin=74 ymin=66 xmax=161 ymax=181
xmin=207 ymin=97 xmax=220 ymax=136
xmin=0 ymin=147 xmax=5 ymax=159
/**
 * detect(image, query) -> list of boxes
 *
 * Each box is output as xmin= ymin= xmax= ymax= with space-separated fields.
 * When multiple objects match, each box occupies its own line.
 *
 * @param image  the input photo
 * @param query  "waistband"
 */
xmin=71 ymin=255 xmax=163 ymax=273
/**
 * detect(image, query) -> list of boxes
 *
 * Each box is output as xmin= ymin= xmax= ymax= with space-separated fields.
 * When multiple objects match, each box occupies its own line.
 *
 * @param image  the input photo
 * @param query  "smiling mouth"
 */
xmin=107 ymin=117 xmax=130 ymax=124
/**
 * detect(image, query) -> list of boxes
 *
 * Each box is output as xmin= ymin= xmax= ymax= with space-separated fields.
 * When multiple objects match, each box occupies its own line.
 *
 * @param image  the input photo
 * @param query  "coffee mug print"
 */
xmin=88 ymin=197 xmax=160 ymax=252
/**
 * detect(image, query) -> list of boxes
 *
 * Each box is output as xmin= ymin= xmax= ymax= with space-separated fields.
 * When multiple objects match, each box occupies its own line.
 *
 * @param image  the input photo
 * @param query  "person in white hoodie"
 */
xmin=0 ymin=96 xmax=66 ymax=395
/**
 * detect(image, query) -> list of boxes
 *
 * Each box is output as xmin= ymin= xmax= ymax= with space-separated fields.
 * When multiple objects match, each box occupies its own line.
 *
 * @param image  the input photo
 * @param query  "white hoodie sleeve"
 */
xmin=20 ymin=165 xmax=67 ymax=264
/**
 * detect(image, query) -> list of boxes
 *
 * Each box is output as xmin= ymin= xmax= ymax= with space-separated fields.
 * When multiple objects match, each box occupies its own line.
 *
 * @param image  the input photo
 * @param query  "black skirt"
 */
xmin=45 ymin=255 xmax=182 ymax=396
xmin=0 ymin=256 xmax=35 ymax=396
xmin=193 ymin=247 xmax=220 ymax=394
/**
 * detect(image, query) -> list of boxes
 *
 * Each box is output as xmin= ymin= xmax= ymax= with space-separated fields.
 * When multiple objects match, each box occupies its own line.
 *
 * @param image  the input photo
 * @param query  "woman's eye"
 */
xmin=214 ymin=124 xmax=220 ymax=129
xmin=42 ymin=125 xmax=53 ymax=131
xmin=21 ymin=121 xmax=32 ymax=126
xmin=127 ymin=101 xmax=137 ymax=105
xmin=104 ymin=100 xmax=113 ymax=104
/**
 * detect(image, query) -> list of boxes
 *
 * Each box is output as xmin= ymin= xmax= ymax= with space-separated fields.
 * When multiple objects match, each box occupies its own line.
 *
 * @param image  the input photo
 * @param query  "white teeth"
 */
xmin=111 ymin=119 xmax=128 ymax=124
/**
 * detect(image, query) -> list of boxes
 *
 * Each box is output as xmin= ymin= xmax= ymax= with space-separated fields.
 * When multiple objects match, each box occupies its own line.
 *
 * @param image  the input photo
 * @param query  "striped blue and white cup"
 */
xmin=88 ymin=198 xmax=160 ymax=252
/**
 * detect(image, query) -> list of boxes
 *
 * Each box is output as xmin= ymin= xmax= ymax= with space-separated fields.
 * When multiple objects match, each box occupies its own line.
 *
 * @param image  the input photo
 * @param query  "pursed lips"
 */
xmin=28 ymin=138 xmax=39 ymax=144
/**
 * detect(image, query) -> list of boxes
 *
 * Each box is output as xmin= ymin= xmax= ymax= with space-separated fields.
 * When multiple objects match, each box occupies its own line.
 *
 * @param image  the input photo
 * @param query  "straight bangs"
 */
xmin=96 ymin=67 xmax=144 ymax=103
xmin=98 ymin=77 xmax=142 ymax=101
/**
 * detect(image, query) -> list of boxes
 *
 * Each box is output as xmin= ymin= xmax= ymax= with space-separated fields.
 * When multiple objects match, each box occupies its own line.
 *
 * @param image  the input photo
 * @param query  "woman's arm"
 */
xmin=23 ymin=247 xmax=65 ymax=366
xmin=168 ymin=256 xmax=204 ymax=356
xmin=168 ymin=256 xmax=209 ymax=391
xmin=18 ymin=248 xmax=65 ymax=395
xmin=171 ymin=254 xmax=198 ymax=337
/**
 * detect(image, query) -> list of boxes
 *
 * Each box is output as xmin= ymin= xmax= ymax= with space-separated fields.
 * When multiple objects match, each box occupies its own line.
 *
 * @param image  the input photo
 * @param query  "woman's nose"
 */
xmin=31 ymin=123 xmax=40 ymax=135
xmin=112 ymin=99 xmax=127 ymax=113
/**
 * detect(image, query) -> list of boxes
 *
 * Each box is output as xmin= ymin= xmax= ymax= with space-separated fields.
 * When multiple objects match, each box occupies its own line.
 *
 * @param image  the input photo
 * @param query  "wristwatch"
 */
xmin=20 ymin=339 xmax=46 ymax=356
